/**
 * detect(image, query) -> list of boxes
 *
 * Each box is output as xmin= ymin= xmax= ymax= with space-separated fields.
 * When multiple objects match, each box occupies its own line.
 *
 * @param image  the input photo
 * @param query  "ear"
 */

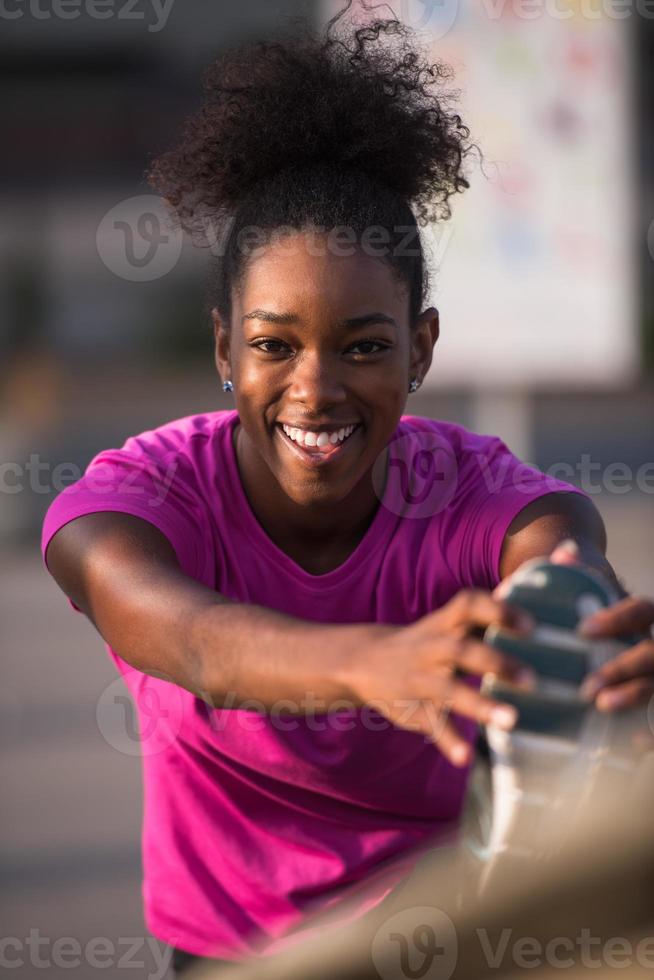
xmin=212 ymin=308 xmax=232 ymax=385
xmin=410 ymin=306 xmax=439 ymax=384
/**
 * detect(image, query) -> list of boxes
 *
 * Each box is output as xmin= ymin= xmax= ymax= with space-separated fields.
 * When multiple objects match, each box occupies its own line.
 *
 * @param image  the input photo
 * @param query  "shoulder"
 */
xmin=398 ymin=414 xmax=511 ymax=460
xmin=396 ymin=414 xmax=531 ymax=496
xmin=398 ymin=413 xmax=492 ymax=450
xmin=41 ymin=411 xmax=237 ymax=584
xmin=81 ymin=409 xmax=239 ymax=490
xmin=117 ymin=409 xmax=237 ymax=465
xmin=396 ymin=415 xmax=593 ymax=589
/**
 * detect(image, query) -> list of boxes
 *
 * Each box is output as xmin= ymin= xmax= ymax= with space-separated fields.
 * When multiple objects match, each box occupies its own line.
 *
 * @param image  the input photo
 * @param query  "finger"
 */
xmin=595 ymin=677 xmax=654 ymax=712
xmin=580 ymin=640 xmax=654 ymax=698
xmin=579 ymin=596 xmax=654 ymax=638
xmin=447 ymin=637 xmax=536 ymax=686
xmin=420 ymin=673 xmax=518 ymax=731
xmin=549 ymin=538 xmax=582 ymax=565
xmin=425 ymin=712 xmax=475 ymax=767
xmin=440 ymin=589 xmax=534 ymax=635
xmin=445 ymin=679 xmax=519 ymax=731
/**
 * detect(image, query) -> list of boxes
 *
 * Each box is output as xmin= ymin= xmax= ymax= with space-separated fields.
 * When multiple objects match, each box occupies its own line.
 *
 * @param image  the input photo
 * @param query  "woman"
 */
xmin=41 ymin=6 xmax=654 ymax=975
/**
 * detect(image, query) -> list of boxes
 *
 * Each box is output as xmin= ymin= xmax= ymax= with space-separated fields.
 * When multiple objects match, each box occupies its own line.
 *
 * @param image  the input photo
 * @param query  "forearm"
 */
xmin=47 ymin=513 xmax=381 ymax=710
xmin=86 ymin=554 xmax=379 ymax=710
xmin=189 ymin=600 xmax=383 ymax=710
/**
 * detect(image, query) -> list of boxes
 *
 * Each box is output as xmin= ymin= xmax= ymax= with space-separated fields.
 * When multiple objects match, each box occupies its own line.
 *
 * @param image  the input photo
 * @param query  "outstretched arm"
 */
xmin=45 ymin=510 xmax=534 ymax=766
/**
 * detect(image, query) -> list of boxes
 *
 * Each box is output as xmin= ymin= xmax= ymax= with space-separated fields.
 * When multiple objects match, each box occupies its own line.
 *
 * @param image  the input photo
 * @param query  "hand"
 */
xmin=351 ymin=590 xmax=535 ymax=768
xmin=550 ymin=539 xmax=654 ymax=712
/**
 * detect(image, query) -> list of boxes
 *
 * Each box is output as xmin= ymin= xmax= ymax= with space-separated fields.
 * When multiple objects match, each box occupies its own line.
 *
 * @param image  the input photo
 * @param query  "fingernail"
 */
xmin=556 ymin=538 xmax=579 ymax=555
xmin=596 ymin=689 xmax=622 ymax=711
xmin=451 ymin=744 xmax=471 ymax=766
xmin=579 ymin=674 xmax=607 ymax=701
xmin=490 ymin=704 xmax=518 ymax=730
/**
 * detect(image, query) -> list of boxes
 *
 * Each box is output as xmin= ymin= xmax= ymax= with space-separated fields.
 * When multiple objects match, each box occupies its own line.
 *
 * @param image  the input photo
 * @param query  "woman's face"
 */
xmin=214 ymin=230 xmax=439 ymax=509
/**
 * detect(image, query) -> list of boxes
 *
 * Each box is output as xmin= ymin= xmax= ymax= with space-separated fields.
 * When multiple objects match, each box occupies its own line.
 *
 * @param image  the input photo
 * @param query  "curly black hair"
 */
xmin=147 ymin=0 xmax=474 ymax=327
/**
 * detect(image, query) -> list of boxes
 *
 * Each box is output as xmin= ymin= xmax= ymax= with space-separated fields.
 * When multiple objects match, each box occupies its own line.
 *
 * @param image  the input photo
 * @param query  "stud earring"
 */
xmin=409 ymin=378 xmax=420 ymax=393
xmin=222 ymin=380 xmax=234 ymax=393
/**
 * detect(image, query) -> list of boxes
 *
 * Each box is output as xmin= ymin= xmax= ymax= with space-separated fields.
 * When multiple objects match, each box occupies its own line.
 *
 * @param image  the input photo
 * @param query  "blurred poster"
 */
xmin=322 ymin=1 xmax=638 ymax=387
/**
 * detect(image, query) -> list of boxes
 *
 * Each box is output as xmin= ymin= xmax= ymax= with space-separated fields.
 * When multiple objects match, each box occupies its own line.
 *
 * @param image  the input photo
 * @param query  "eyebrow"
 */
xmin=242 ymin=310 xmax=398 ymax=329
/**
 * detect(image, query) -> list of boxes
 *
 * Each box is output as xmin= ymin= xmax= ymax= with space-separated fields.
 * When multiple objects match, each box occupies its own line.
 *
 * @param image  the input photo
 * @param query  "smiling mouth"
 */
xmin=275 ymin=422 xmax=361 ymax=464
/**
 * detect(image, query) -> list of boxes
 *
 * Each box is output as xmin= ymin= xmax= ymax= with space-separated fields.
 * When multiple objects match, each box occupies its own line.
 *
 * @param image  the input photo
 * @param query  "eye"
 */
xmin=250 ymin=338 xmax=292 ymax=356
xmin=347 ymin=339 xmax=391 ymax=357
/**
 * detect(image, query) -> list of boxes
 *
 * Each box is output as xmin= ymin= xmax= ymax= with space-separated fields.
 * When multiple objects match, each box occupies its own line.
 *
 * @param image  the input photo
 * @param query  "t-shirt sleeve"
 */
xmin=41 ymin=444 xmax=207 ymax=612
xmin=440 ymin=434 xmax=590 ymax=591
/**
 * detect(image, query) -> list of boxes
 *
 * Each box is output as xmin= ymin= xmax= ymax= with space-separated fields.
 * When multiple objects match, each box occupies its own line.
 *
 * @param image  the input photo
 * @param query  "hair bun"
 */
xmin=147 ymin=6 xmax=474 ymax=234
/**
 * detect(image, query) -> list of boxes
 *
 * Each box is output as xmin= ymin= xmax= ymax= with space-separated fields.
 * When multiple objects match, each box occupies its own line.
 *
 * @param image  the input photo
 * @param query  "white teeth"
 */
xmin=281 ymin=423 xmax=358 ymax=448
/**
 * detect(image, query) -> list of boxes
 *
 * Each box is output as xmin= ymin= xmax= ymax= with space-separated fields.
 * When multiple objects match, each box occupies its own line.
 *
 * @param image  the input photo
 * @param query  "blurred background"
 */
xmin=1 ymin=1 xmax=653 ymax=977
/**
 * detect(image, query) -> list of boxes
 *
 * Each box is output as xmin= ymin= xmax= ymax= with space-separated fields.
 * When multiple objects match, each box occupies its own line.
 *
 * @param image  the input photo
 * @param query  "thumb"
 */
xmin=550 ymin=538 xmax=581 ymax=566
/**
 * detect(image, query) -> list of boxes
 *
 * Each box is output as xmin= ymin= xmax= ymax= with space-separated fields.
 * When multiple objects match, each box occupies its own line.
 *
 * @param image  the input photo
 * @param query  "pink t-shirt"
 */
xmin=41 ymin=410 xmax=586 ymax=958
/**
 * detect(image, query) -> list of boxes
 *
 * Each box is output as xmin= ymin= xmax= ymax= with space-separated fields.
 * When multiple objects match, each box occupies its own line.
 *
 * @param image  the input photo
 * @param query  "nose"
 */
xmin=287 ymin=350 xmax=347 ymax=413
